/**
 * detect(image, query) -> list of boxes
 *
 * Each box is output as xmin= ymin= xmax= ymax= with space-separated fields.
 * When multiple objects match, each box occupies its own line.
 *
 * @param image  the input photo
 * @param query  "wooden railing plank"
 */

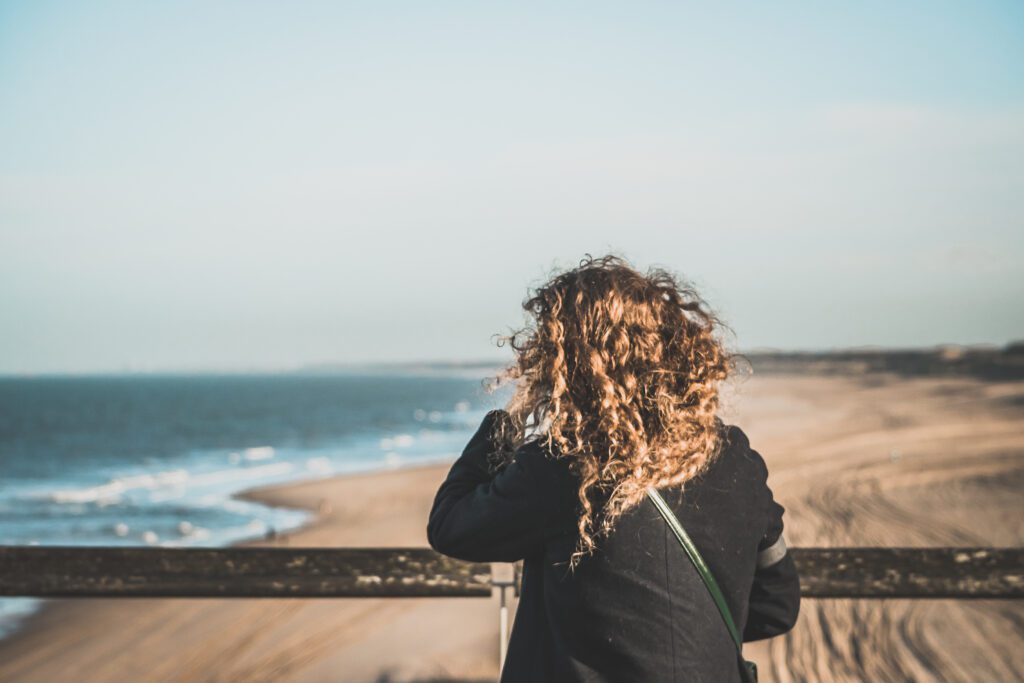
xmin=0 ymin=547 xmax=492 ymax=598
xmin=0 ymin=546 xmax=1020 ymax=599
xmin=790 ymin=547 xmax=1023 ymax=598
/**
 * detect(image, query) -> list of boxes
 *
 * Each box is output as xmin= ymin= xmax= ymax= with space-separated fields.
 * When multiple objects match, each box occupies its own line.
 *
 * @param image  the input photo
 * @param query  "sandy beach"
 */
xmin=1 ymin=372 xmax=1022 ymax=682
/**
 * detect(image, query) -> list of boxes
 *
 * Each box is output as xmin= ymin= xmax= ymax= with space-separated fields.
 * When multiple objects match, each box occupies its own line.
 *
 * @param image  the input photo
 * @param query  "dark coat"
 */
xmin=427 ymin=410 xmax=801 ymax=683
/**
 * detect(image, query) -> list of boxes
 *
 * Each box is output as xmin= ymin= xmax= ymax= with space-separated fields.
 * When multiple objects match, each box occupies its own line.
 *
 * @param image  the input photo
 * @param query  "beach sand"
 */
xmin=0 ymin=373 xmax=1021 ymax=682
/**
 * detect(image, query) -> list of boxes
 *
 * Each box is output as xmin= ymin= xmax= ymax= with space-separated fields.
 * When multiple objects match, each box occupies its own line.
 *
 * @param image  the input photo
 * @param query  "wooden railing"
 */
xmin=1 ymin=546 xmax=1021 ymax=599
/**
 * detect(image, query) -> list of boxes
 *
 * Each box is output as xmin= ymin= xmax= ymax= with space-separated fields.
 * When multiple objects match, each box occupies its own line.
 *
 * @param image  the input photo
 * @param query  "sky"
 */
xmin=1 ymin=1 xmax=1022 ymax=374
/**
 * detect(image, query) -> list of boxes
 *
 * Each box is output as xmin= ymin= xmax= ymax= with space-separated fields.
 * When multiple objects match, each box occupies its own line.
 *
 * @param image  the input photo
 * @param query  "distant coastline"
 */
xmin=737 ymin=341 xmax=1024 ymax=380
xmin=5 ymin=342 xmax=1022 ymax=379
xmin=299 ymin=341 xmax=1024 ymax=381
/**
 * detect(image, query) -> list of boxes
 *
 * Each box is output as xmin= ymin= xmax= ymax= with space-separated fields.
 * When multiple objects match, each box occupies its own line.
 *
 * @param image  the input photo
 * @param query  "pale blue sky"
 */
xmin=1 ymin=1 xmax=1022 ymax=373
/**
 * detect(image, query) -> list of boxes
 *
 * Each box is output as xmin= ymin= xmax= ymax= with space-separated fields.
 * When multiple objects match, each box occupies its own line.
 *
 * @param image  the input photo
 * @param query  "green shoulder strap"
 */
xmin=646 ymin=487 xmax=757 ymax=683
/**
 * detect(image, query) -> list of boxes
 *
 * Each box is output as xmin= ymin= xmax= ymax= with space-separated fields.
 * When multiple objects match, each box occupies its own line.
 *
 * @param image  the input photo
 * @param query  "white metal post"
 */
xmin=491 ymin=562 xmax=517 ymax=674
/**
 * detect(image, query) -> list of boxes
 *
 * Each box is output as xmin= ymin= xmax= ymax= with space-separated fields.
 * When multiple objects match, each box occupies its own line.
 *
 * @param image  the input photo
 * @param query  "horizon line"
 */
xmin=1 ymin=340 xmax=1019 ymax=379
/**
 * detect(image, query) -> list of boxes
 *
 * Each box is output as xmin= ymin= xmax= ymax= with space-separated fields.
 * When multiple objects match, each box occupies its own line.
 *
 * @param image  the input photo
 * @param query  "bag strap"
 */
xmin=645 ymin=487 xmax=744 ymax=651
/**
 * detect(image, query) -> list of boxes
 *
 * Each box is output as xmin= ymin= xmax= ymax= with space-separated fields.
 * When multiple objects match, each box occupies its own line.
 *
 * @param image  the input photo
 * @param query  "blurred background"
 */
xmin=1 ymin=2 xmax=1021 ymax=682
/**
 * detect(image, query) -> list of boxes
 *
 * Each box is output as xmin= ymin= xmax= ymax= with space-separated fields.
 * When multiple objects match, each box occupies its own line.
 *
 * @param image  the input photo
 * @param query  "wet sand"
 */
xmin=0 ymin=372 xmax=1021 ymax=682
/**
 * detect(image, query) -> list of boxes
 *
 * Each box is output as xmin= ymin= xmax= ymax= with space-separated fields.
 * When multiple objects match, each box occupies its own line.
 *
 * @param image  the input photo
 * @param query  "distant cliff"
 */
xmin=296 ymin=343 xmax=1024 ymax=381
xmin=740 ymin=341 xmax=1024 ymax=380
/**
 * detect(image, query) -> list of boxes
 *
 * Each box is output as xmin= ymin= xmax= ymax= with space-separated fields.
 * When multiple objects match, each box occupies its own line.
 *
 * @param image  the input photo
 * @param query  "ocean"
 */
xmin=0 ymin=370 xmax=511 ymax=638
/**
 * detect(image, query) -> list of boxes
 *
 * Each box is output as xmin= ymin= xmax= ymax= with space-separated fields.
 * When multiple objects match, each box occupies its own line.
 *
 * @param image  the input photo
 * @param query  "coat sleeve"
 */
xmin=742 ymin=438 xmax=802 ymax=642
xmin=427 ymin=410 xmax=575 ymax=563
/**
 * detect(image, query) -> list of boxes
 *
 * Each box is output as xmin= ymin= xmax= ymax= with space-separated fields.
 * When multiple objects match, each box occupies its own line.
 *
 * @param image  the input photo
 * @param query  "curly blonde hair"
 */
xmin=486 ymin=253 xmax=735 ymax=567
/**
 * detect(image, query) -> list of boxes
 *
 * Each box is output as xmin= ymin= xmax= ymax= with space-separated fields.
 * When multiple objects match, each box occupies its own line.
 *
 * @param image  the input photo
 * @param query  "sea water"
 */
xmin=0 ymin=370 xmax=511 ymax=639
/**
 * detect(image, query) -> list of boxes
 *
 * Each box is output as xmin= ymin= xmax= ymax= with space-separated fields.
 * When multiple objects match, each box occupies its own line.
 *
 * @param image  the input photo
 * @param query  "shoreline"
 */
xmin=0 ymin=455 xmax=465 ymax=645
xmin=233 ymin=456 xmax=459 ymax=535
xmin=0 ymin=459 xmax=506 ymax=682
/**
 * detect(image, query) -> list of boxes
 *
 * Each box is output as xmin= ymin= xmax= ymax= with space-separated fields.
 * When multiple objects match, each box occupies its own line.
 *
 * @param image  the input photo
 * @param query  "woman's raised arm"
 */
xmin=427 ymin=410 xmax=576 ymax=563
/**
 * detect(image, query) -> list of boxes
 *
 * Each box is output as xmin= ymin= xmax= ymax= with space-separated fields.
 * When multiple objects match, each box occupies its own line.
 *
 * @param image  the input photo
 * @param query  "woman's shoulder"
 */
xmin=515 ymin=434 xmax=576 ymax=480
xmin=714 ymin=421 xmax=770 ymax=483
xmin=473 ymin=410 xmax=576 ymax=484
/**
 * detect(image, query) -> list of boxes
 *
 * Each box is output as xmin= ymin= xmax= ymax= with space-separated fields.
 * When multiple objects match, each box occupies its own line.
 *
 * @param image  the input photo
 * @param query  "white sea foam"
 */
xmin=306 ymin=457 xmax=332 ymax=473
xmin=148 ymin=488 xmax=187 ymax=503
xmin=44 ymin=462 xmax=295 ymax=506
xmin=242 ymin=446 xmax=275 ymax=461
xmin=0 ymin=599 xmax=41 ymax=640
xmin=48 ymin=469 xmax=190 ymax=504
xmin=379 ymin=434 xmax=415 ymax=450
xmin=188 ymin=462 xmax=294 ymax=487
